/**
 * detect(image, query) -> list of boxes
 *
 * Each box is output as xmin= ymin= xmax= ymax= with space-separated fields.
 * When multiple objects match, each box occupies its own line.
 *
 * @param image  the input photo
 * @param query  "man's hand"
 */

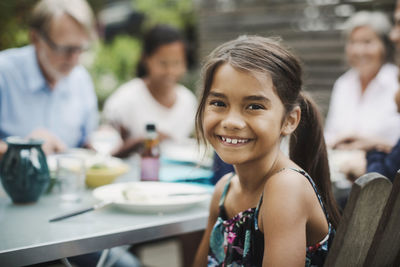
xmin=27 ymin=128 xmax=67 ymax=155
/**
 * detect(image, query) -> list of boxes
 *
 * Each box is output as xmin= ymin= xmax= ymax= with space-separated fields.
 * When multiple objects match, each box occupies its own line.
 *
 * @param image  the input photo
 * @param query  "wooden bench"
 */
xmin=364 ymin=171 xmax=400 ymax=267
xmin=324 ymin=171 xmax=400 ymax=267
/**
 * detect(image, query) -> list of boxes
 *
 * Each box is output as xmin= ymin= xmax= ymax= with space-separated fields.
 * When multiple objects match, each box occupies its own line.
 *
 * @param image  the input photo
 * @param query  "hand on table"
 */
xmin=338 ymin=150 xmax=367 ymax=182
xmin=332 ymin=134 xmax=392 ymax=153
xmin=27 ymin=128 xmax=67 ymax=155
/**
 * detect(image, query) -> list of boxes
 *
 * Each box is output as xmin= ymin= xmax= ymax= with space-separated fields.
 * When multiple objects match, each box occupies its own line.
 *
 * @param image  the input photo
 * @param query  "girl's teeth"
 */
xmin=220 ymin=136 xmax=248 ymax=144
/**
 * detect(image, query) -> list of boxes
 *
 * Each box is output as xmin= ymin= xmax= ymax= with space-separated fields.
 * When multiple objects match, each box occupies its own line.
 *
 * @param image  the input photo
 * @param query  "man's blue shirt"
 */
xmin=0 ymin=45 xmax=98 ymax=147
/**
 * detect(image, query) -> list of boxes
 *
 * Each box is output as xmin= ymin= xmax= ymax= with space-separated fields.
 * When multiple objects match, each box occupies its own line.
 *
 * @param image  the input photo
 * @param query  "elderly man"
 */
xmin=0 ymin=0 xmax=98 ymax=155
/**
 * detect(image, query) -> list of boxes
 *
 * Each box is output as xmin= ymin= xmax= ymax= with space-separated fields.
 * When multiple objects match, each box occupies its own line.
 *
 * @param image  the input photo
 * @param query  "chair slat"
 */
xmin=324 ymin=173 xmax=392 ymax=267
xmin=364 ymin=171 xmax=400 ymax=267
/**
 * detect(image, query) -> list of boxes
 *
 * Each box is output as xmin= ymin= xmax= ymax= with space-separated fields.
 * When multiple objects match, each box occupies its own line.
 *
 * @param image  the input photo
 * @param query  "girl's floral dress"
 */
xmin=208 ymin=168 xmax=336 ymax=267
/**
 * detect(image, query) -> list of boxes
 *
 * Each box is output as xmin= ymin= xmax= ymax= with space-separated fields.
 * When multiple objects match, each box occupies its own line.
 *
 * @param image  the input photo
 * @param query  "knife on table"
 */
xmin=49 ymin=201 xmax=112 ymax=222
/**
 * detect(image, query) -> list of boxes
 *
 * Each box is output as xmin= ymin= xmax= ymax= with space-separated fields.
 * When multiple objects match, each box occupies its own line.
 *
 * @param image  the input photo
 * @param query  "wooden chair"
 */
xmin=324 ymin=172 xmax=392 ymax=267
xmin=363 ymin=171 xmax=400 ymax=267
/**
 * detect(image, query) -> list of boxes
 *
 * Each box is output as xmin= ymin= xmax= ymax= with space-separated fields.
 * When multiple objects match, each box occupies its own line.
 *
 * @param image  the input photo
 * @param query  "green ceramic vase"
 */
xmin=0 ymin=137 xmax=50 ymax=203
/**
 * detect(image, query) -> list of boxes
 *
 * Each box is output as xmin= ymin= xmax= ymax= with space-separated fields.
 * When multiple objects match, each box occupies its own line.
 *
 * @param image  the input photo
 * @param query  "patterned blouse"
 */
xmin=208 ymin=168 xmax=335 ymax=267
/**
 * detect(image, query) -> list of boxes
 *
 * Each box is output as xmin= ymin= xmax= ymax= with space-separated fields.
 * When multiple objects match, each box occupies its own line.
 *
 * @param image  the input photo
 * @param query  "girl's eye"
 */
xmin=209 ymin=100 xmax=226 ymax=107
xmin=248 ymin=104 xmax=264 ymax=110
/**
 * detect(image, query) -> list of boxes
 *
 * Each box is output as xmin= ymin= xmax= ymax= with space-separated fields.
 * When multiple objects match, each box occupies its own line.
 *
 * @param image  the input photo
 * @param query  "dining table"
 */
xmin=0 ymin=152 xmax=214 ymax=267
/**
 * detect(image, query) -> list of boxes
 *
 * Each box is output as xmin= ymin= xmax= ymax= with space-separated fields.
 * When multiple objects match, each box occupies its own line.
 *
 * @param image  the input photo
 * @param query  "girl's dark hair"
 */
xmin=290 ymin=92 xmax=341 ymax=228
xmin=136 ymin=24 xmax=186 ymax=77
xmin=195 ymin=35 xmax=340 ymax=228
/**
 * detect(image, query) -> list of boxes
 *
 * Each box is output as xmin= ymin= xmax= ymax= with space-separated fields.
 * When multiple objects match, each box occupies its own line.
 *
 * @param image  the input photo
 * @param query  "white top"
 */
xmin=103 ymin=78 xmax=197 ymax=141
xmin=324 ymin=63 xmax=400 ymax=146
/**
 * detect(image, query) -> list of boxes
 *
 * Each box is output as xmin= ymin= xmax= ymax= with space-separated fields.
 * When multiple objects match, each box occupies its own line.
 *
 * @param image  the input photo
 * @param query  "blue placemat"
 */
xmin=159 ymin=163 xmax=213 ymax=184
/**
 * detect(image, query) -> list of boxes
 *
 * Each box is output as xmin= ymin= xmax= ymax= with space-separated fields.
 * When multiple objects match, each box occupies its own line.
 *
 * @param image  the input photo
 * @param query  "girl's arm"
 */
xmin=111 ymin=124 xmax=171 ymax=158
xmin=107 ymin=123 xmax=144 ymax=158
xmin=112 ymin=136 xmax=145 ymax=158
xmin=260 ymin=171 xmax=309 ymax=267
xmin=192 ymin=175 xmax=230 ymax=267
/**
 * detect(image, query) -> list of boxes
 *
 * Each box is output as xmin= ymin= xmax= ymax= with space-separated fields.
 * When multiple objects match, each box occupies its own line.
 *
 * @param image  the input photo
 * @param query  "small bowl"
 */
xmin=47 ymin=150 xmax=130 ymax=188
xmin=85 ymin=161 xmax=129 ymax=188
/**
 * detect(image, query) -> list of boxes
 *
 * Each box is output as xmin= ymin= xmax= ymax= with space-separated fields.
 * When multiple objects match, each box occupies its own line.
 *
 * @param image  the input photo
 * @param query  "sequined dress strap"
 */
xmin=218 ymin=172 xmax=235 ymax=208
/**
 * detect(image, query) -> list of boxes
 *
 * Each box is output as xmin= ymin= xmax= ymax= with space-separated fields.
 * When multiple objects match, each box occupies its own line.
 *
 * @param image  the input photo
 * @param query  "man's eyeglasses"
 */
xmin=39 ymin=32 xmax=90 ymax=56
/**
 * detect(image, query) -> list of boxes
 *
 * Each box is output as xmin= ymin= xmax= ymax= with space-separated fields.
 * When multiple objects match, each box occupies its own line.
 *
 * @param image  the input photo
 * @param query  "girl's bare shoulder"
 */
xmin=259 ymin=169 xmax=312 ymax=233
xmin=263 ymin=168 xmax=312 ymax=207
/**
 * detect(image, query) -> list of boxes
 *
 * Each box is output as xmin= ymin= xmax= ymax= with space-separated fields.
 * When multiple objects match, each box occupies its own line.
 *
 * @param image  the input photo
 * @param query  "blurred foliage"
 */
xmin=0 ymin=0 xmax=104 ymax=50
xmin=0 ymin=0 xmax=33 ymax=50
xmin=134 ymin=0 xmax=195 ymax=31
xmin=86 ymin=35 xmax=141 ymax=109
xmin=0 ymin=0 xmax=198 ymax=109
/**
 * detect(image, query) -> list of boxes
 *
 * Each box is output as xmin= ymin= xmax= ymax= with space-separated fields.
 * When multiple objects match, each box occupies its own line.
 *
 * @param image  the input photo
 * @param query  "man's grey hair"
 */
xmin=29 ymin=0 xmax=96 ymax=40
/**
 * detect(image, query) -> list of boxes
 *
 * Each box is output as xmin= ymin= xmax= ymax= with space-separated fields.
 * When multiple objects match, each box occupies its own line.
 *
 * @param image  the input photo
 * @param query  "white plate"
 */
xmin=92 ymin=181 xmax=211 ymax=213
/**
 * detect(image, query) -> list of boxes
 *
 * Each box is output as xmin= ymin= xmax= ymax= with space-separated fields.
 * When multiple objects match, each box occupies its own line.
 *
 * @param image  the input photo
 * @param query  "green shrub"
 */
xmin=135 ymin=0 xmax=195 ymax=30
xmin=85 ymin=35 xmax=141 ymax=109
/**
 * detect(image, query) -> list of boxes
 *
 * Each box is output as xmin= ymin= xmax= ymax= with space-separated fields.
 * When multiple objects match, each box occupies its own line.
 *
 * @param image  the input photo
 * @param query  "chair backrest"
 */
xmin=364 ymin=171 xmax=400 ymax=267
xmin=324 ymin=172 xmax=392 ymax=267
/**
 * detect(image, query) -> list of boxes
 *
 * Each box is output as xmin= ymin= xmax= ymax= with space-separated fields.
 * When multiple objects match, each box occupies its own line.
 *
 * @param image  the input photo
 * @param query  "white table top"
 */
xmin=0 ymin=159 xmax=212 ymax=266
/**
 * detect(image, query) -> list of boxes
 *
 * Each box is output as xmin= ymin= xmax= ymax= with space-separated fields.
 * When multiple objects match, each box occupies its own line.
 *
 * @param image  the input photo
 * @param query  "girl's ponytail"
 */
xmin=289 ymin=92 xmax=341 ymax=228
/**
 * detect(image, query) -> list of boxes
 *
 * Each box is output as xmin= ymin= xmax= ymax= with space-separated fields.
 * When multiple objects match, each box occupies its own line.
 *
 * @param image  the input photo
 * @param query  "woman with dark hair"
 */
xmin=103 ymin=25 xmax=197 ymax=157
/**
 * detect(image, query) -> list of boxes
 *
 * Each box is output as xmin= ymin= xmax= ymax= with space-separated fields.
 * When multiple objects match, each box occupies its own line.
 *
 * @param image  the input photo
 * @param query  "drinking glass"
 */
xmin=56 ymin=156 xmax=86 ymax=202
xmin=90 ymin=125 xmax=122 ymax=157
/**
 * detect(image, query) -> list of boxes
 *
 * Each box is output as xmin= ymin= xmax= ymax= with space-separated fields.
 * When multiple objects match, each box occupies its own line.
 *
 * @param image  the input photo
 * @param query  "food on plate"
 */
xmin=90 ymin=163 xmax=108 ymax=170
xmin=122 ymin=186 xmax=171 ymax=203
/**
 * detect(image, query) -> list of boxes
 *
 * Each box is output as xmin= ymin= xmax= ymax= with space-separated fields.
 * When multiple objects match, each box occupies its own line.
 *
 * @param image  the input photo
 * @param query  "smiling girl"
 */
xmin=193 ymin=36 xmax=340 ymax=267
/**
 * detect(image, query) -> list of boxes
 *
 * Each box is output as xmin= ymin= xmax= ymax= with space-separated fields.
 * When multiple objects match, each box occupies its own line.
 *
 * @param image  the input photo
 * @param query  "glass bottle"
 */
xmin=140 ymin=124 xmax=160 ymax=181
